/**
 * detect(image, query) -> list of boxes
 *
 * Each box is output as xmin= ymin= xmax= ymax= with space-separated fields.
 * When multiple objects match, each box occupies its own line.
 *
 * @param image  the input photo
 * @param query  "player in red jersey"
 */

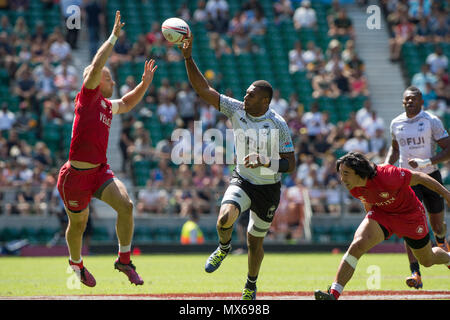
xmin=57 ymin=11 xmax=157 ymax=287
xmin=315 ymin=152 xmax=450 ymax=300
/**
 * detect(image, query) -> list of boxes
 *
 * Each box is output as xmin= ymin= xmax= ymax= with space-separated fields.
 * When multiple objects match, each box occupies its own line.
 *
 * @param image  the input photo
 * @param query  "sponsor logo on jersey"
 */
xmin=379 ymin=192 xmax=389 ymax=198
xmin=399 ymin=136 xmax=425 ymax=147
xmin=416 ymin=225 xmax=424 ymax=234
xmin=99 ymin=112 xmax=111 ymax=127
xmin=68 ymin=200 xmax=79 ymax=207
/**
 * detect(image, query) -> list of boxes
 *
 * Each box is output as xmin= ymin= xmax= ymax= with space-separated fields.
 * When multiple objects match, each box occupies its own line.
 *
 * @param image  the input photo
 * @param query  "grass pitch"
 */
xmin=0 ymin=253 xmax=449 ymax=297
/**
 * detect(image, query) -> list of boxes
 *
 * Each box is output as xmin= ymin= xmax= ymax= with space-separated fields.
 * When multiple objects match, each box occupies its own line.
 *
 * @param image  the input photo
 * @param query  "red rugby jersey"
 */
xmin=69 ymin=84 xmax=113 ymax=164
xmin=349 ymin=164 xmax=422 ymax=214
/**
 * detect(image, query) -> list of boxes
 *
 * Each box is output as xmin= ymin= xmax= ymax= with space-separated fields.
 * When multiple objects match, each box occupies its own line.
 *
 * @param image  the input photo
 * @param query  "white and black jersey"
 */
xmin=390 ymin=110 xmax=449 ymax=174
xmin=220 ymin=94 xmax=294 ymax=185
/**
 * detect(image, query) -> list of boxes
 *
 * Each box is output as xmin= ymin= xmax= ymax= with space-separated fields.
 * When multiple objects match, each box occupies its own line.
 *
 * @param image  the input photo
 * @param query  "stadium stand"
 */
xmin=0 ymin=0 xmax=448 ymax=247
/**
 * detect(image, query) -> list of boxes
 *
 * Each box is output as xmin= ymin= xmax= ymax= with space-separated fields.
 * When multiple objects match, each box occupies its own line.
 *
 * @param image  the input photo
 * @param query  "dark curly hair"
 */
xmin=336 ymin=152 xmax=377 ymax=179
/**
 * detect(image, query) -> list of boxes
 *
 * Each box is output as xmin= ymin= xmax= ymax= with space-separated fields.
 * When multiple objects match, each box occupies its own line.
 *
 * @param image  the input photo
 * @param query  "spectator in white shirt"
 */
xmin=157 ymin=96 xmax=178 ymax=124
xmin=49 ymin=33 xmax=72 ymax=63
xmin=289 ymin=41 xmax=307 ymax=74
xmin=205 ymin=0 xmax=229 ymax=20
xmin=0 ymin=103 xmax=15 ymax=131
xmin=293 ymin=0 xmax=317 ymax=30
xmin=343 ymin=129 xmax=369 ymax=154
xmin=426 ymin=45 xmax=448 ymax=74
xmin=269 ymin=89 xmax=289 ymax=117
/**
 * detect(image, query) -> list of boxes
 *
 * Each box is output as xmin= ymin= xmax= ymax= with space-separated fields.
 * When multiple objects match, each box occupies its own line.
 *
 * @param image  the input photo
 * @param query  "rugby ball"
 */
xmin=161 ymin=17 xmax=191 ymax=45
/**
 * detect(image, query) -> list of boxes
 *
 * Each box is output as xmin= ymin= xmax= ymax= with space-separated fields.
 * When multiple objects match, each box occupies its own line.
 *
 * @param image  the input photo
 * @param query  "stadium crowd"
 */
xmin=0 ymin=0 xmax=448 ymax=241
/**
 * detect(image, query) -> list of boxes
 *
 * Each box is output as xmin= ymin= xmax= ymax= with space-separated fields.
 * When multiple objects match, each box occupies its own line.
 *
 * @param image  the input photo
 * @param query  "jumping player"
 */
xmin=179 ymin=35 xmax=295 ymax=300
xmin=385 ymin=86 xmax=450 ymax=289
xmin=57 ymin=11 xmax=157 ymax=287
xmin=315 ymin=152 xmax=450 ymax=300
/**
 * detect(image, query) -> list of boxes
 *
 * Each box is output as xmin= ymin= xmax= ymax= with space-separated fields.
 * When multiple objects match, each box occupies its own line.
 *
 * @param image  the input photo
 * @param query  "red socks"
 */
xmin=330 ymin=289 xmax=341 ymax=300
xmin=119 ymin=251 xmax=131 ymax=264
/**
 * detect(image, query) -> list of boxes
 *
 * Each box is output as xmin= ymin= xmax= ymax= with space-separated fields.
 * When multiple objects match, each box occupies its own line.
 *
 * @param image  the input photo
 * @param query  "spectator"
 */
xmin=269 ymin=89 xmax=288 ymax=117
xmin=426 ymin=45 xmax=448 ymax=74
xmin=430 ymin=12 xmax=449 ymax=43
xmin=343 ymin=129 xmax=369 ymax=154
xmin=13 ymin=16 xmax=28 ymax=41
xmin=193 ymin=0 xmax=208 ymax=23
xmin=360 ymin=110 xmax=385 ymax=138
xmin=388 ymin=15 xmax=414 ymax=62
xmin=349 ymin=69 xmax=369 ymax=97
xmin=109 ymin=30 xmax=132 ymax=68
xmin=368 ymin=127 xmax=387 ymax=155
xmin=176 ymin=82 xmax=197 ymax=126
xmin=241 ymin=0 xmax=264 ymax=20
xmin=35 ymin=62 xmax=57 ymax=101
xmin=422 ymin=82 xmax=437 ymax=108
xmin=332 ymin=66 xmax=350 ymax=96
xmin=273 ymin=0 xmax=294 ymax=25
xmin=127 ymin=121 xmax=153 ymax=159
xmin=249 ymin=8 xmax=267 ymax=36
xmin=355 ymin=99 xmax=372 ymax=128
xmin=341 ymin=39 xmax=356 ymax=63
xmin=288 ymin=41 xmax=307 ymax=74
xmin=120 ymin=75 xmax=137 ymax=96
xmin=14 ymin=65 xmax=37 ymax=104
xmin=413 ymin=17 xmax=433 ymax=44
xmin=312 ymin=69 xmax=340 ymax=98
xmin=232 ymin=28 xmax=254 ymax=55
xmin=157 ymin=96 xmax=178 ymax=124
xmin=302 ymin=102 xmax=324 ymax=138
xmin=206 ymin=0 xmax=229 ymax=20
xmin=177 ymin=1 xmax=192 ymax=22
xmin=137 ymin=179 xmax=169 ymax=215
xmin=209 ymin=32 xmax=232 ymax=58
xmin=54 ymin=65 xmax=78 ymax=95
xmin=325 ymin=52 xmax=345 ymax=73
xmin=0 ymin=102 xmax=15 ymax=132
xmin=325 ymin=178 xmax=341 ymax=215
xmin=49 ymin=31 xmax=72 ymax=63
xmin=293 ymin=0 xmax=317 ymax=30
xmin=146 ymin=22 xmax=163 ymax=45
xmin=411 ymin=63 xmax=437 ymax=93
xmin=328 ymin=8 xmax=354 ymax=39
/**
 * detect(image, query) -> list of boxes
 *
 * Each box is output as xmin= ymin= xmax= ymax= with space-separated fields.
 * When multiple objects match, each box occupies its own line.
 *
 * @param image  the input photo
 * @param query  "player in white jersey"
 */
xmin=385 ymin=86 xmax=450 ymax=289
xmin=180 ymin=34 xmax=295 ymax=300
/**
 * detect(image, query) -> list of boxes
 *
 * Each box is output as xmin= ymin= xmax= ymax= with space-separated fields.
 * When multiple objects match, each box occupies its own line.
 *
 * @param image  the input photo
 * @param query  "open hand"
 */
xmin=142 ymin=59 xmax=158 ymax=85
xmin=112 ymin=10 xmax=125 ymax=37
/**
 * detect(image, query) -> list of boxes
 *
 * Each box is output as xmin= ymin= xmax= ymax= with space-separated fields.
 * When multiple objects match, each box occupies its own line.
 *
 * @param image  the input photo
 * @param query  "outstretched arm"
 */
xmin=113 ymin=60 xmax=158 ymax=114
xmin=84 ymin=10 xmax=125 ymax=89
xmin=179 ymin=35 xmax=220 ymax=110
xmin=410 ymin=171 xmax=450 ymax=206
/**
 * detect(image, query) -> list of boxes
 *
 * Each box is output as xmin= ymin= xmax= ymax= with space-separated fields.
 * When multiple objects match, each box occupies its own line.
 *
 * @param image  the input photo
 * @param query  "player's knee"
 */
xmin=117 ymin=198 xmax=134 ymax=215
xmin=348 ymin=237 xmax=367 ymax=258
xmin=69 ymin=219 xmax=88 ymax=234
xmin=217 ymin=206 xmax=238 ymax=229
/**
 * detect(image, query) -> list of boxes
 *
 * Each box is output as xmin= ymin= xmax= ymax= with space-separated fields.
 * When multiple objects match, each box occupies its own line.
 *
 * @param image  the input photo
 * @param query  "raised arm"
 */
xmin=84 ymin=10 xmax=125 ymax=89
xmin=179 ymin=34 xmax=220 ymax=110
xmin=113 ymin=60 xmax=158 ymax=114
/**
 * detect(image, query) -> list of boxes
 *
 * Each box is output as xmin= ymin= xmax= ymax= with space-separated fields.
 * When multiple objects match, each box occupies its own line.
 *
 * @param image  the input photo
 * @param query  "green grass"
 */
xmin=0 ymin=253 xmax=448 ymax=296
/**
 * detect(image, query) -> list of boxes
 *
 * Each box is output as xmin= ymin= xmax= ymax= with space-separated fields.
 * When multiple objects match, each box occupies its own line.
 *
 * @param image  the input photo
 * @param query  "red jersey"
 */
xmin=69 ymin=84 xmax=113 ymax=164
xmin=350 ymin=164 xmax=422 ymax=215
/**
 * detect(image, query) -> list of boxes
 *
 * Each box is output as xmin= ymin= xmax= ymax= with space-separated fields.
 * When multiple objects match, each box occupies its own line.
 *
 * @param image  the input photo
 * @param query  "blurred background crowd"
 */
xmin=0 ymin=0 xmax=448 ymax=242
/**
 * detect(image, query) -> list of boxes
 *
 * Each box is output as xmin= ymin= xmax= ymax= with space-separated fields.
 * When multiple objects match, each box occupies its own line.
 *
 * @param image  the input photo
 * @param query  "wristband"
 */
xmin=268 ymin=158 xmax=290 ymax=173
xmin=108 ymin=34 xmax=118 ymax=45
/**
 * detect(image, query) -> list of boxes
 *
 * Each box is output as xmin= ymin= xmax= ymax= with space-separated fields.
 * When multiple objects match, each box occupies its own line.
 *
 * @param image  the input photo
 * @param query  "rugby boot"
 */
xmin=205 ymin=246 xmax=230 ymax=273
xmin=405 ymin=271 xmax=423 ymax=289
xmin=242 ymin=287 xmax=257 ymax=300
xmin=314 ymin=287 xmax=337 ymax=300
xmin=114 ymin=259 xmax=144 ymax=285
xmin=69 ymin=261 xmax=96 ymax=287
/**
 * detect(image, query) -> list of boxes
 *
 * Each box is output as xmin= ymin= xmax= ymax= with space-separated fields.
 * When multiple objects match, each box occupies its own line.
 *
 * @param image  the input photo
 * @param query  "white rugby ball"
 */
xmin=161 ymin=17 xmax=191 ymax=45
